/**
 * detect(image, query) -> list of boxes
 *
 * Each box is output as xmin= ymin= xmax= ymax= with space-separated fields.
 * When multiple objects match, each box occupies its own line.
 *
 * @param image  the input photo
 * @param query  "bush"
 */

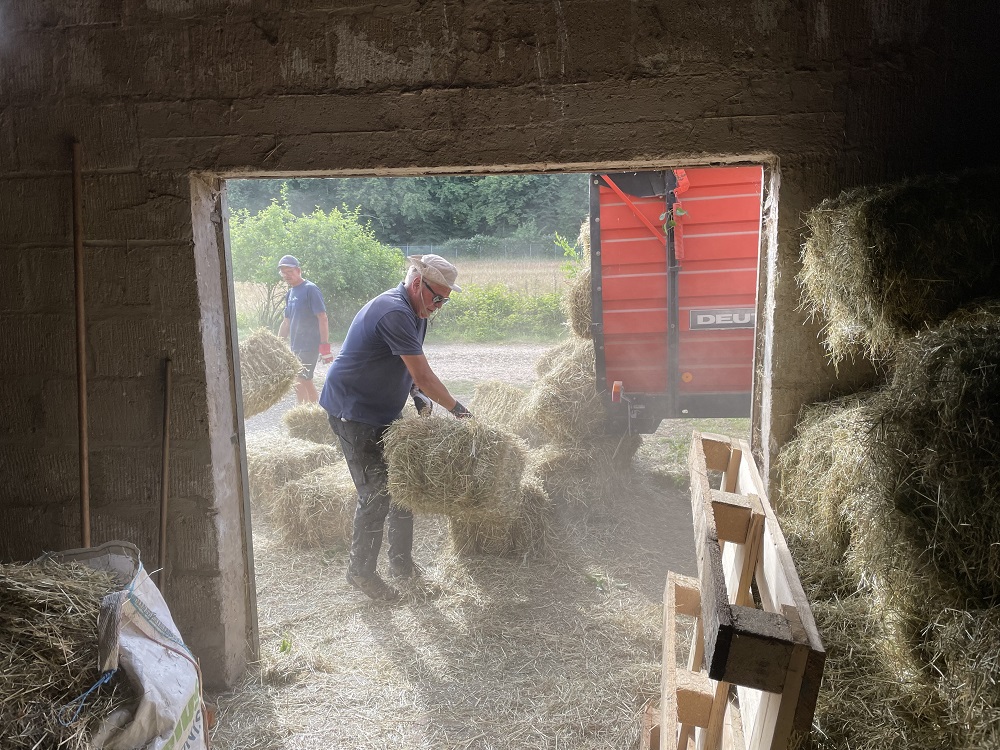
xmin=427 ymin=284 xmax=565 ymax=342
xmin=229 ymin=190 xmax=404 ymax=337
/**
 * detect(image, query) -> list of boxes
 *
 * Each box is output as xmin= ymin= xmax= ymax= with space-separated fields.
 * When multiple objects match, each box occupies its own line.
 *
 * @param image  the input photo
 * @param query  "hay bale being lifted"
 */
xmin=246 ymin=432 xmax=340 ymax=509
xmin=383 ymin=416 xmax=527 ymax=523
xmin=0 ymin=560 xmax=134 ymax=750
xmin=798 ymin=170 xmax=1000 ymax=361
xmin=272 ymin=463 xmax=357 ymax=550
xmin=239 ymin=329 xmax=301 ymax=418
xmin=283 ymin=403 xmax=337 ymax=445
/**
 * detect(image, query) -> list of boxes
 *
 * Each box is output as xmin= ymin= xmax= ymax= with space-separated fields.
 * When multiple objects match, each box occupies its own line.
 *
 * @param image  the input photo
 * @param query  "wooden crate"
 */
xmin=656 ymin=432 xmax=825 ymax=750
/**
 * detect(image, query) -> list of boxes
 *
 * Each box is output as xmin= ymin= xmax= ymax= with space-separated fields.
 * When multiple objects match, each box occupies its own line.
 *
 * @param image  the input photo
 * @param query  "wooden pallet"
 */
xmin=652 ymin=432 xmax=825 ymax=750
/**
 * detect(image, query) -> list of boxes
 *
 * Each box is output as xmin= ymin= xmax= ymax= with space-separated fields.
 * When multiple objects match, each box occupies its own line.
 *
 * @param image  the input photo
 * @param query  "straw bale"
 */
xmin=272 ymin=463 xmax=356 ymax=549
xmin=798 ymin=170 xmax=1000 ymax=361
xmin=522 ymin=338 xmax=607 ymax=444
xmin=528 ymin=434 xmax=642 ymax=509
xmin=246 ymin=431 xmax=340 ymax=509
xmin=923 ymin=606 xmax=1000 ymax=747
xmin=383 ymin=416 xmax=528 ymax=522
xmin=808 ymin=595 xmax=949 ymax=750
xmin=873 ymin=303 xmax=1000 ymax=605
xmin=777 ymin=392 xmax=883 ymax=600
xmin=447 ymin=470 xmax=553 ymax=558
xmin=577 ymin=219 xmax=591 ymax=255
xmin=561 ymin=266 xmax=592 ymax=339
xmin=468 ymin=380 xmax=530 ymax=437
xmin=533 ymin=337 xmax=583 ymax=378
xmin=0 ymin=560 xmax=134 ymax=750
xmin=282 ymin=403 xmax=337 ymax=445
xmin=240 ymin=329 xmax=301 ymax=418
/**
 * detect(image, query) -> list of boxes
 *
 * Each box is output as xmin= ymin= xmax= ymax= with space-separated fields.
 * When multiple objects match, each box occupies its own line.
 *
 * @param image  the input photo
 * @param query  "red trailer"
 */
xmin=590 ymin=166 xmax=763 ymax=433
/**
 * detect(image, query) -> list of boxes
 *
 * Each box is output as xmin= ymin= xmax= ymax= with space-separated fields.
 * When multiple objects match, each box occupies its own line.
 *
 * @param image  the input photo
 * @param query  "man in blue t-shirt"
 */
xmin=277 ymin=255 xmax=332 ymax=404
xmin=320 ymin=254 xmax=473 ymax=601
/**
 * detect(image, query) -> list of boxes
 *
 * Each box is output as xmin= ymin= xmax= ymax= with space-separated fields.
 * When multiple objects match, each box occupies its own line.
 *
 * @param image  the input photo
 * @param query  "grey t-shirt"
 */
xmin=283 ymin=280 xmax=326 ymax=357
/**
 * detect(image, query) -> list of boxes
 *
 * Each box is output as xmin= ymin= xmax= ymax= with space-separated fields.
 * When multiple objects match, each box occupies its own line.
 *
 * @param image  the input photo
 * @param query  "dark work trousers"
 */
xmin=329 ymin=415 xmax=413 ymax=576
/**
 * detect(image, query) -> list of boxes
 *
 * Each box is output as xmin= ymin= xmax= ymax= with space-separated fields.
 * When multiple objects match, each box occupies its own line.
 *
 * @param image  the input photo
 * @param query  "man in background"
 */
xmin=320 ymin=254 xmax=473 ymax=601
xmin=277 ymin=255 xmax=332 ymax=404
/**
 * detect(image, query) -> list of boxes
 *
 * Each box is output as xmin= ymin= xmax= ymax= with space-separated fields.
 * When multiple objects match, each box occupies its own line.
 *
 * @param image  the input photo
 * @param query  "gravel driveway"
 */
xmin=244 ymin=341 xmax=552 ymax=434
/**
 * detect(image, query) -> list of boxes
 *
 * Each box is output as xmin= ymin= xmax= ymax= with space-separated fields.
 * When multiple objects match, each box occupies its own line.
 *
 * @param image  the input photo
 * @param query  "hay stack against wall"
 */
xmin=1 ymin=560 xmax=134 ymax=750
xmin=873 ymin=302 xmax=1000 ymax=605
xmin=272 ymin=463 xmax=357 ymax=550
xmin=245 ymin=432 xmax=339 ymax=509
xmin=239 ymin=329 xmax=301 ymax=418
xmin=798 ymin=170 xmax=1000 ymax=362
xmin=384 ymin=416 xmax=528 ymax=523
xmin=779 ymin=305 xmax=1000 ymax=750
xmin=283 ymin=403 xmax=337 ymax=445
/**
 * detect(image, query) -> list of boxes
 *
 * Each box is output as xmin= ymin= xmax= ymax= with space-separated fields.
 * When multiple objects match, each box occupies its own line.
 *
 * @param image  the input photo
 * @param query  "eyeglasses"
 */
xmin=422 ymin=279 xmax=450 ymax=305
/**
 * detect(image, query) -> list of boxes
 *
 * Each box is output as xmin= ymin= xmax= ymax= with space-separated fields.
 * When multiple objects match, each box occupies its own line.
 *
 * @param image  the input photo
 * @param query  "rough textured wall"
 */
xmin=1 ymin=0 xmax=997 ymax=688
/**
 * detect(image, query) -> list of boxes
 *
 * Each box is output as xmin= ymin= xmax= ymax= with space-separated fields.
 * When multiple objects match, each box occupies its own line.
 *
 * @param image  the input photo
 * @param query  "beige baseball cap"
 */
xmin=407 ymin=254 xmax=462 ymax=292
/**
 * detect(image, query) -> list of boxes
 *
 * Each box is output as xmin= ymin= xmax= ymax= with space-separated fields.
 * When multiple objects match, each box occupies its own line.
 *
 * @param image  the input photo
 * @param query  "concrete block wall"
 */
xmin=1 ymin=0 xmax=997 ymax=688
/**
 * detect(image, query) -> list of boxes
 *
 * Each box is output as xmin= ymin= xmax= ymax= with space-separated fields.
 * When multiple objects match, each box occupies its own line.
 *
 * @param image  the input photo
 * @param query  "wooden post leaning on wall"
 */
xmin=71 ymin=139 xmax=90 ymax=548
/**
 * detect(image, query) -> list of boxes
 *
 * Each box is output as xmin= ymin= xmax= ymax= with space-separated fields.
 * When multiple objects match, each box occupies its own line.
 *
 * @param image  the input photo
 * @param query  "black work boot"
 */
xmin=388 ymin=557 xmax=421 ymax=580
xmin=345 ymin=568 xmax=400 ymax=602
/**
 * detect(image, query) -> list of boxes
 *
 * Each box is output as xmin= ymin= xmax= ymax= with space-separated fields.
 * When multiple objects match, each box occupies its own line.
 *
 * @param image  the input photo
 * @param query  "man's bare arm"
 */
xmin=278 ymin=317 xmax=290 ymax=339
xmin=317 ymin=312 xmax=329 ymax=344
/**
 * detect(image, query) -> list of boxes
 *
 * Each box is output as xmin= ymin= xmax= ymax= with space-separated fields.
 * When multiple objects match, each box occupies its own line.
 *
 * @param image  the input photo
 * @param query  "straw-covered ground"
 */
xmin=211 ymin=342 xmax=732 ymax=750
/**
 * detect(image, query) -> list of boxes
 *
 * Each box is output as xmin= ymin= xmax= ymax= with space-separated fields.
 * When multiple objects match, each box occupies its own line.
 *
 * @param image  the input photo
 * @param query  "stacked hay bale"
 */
xmin=781 ymin=171 xmax=1000 ymax=749
xmin=472 ymin=276 xmax=642 ymax=514
xmin=799 ymin=170 xmax=1000 ymax=363
xmin=560 ymin=220 xmax=592 ymax=339
xmin=282 ymin=403 xmax=337 ymax=445
xmin=1 ymin=560 xmax=134 ymax=750
xmin=384 ymin=416 xmax=548 ymax=557
xmin=271 ymin=462 xmax=357 ymax=550
xmin=239 ymin=329 xmax=301 ymax=418
xmin=245 ymin=432 xmax=340 ymax=510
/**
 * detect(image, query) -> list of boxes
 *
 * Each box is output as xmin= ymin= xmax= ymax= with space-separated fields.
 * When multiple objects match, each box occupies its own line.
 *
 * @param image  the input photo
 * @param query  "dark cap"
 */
xmin=277 ymin=255 xmax=300 ymax=268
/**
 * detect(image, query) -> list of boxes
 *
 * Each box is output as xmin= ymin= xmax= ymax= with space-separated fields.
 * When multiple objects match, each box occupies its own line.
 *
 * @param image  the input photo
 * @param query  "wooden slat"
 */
xmin=663 ymin=572 xmax=702 ymax=750
xmin=732 ymin=439 xmax=826 ymax=743
xmin=699 ymin=432 xmax=735 ymax=471
xmin=711 ymin=490 xmax=753 ymax=543
xmin=677 ymin=669 xmax=715 ymax=726
xmin=641 ymin=702 xmax=661 ymax=750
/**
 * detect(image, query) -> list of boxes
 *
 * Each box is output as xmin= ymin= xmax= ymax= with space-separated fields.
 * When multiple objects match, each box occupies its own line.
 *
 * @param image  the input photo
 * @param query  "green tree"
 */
xmin=229 ymin=189 xmax=405 ymax=335
xmin=227 ymin=173 xmax=590 ymax=248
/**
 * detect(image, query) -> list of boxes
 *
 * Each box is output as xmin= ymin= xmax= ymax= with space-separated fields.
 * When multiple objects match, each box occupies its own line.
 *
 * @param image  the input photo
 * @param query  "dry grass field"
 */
xmin=234 ymin=258 xmax=568 ymax=311
xmin=456 ymin=258 xmax=566 ymax=295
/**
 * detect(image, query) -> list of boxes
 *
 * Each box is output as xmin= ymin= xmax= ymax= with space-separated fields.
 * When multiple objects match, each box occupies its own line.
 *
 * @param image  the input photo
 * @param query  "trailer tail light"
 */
xmin=611 ymin=380 xmax=623 ymax=403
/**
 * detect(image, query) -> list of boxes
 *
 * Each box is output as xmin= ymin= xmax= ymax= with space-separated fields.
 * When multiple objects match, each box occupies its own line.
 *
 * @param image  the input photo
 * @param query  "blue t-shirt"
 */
xmin=320 ymin=284 xmax=427 ymax=426
xmin=283 ymin=280 xmax=326 ymax=356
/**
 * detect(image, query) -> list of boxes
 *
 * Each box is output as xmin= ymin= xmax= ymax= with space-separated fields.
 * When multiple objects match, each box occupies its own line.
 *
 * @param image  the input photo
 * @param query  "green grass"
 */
xmin=638 ymin=417 xmax=751 ymax=485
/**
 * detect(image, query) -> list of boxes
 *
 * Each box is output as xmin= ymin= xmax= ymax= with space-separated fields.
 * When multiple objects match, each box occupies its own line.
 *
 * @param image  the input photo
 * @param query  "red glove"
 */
xmin=319 ymin=343 xmax=333 ymax=365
